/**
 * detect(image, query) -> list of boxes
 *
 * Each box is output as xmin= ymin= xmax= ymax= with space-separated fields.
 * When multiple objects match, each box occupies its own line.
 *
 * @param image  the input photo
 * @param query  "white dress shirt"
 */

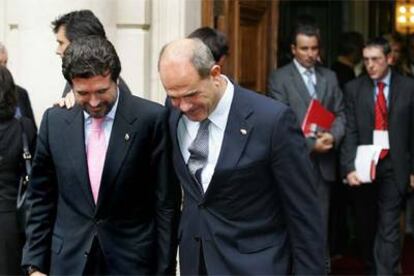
xmin=293 ymin=58 xmax=317 ymax=86
xmin=177 ymin=75 xmax=234 ymax=192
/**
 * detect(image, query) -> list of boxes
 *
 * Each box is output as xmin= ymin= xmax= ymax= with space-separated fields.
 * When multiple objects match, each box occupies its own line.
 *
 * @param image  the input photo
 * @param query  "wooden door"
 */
xmin=202 ymin=0 xmax=279 ymax=94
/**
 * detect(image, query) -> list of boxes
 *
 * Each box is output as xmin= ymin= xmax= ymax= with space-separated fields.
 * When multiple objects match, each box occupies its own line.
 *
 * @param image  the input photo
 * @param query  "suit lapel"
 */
xmin=204 ymin=85 xmax=253 ymax=198
xmin=389 ymin=71 xmax=400 ymax=120
xmin=289 ymin=63 xmax=312 ymax=108
xmin=63 ymin=106 xmax=95 ymax=210
xmin=96 ymin=91 xmax=137 ymax=210
xmin=315 ymin=67 xmax=327 ymax=102
xmin=362 ymin=77 xmax=375 ymax=129
xmin=168 ymin=106 xmax=205 ymax=199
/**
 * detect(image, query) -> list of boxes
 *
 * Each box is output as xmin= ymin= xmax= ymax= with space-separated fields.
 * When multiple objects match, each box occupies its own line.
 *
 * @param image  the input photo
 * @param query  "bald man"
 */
xmin=158 ymin=38 xmax=325 ymax=275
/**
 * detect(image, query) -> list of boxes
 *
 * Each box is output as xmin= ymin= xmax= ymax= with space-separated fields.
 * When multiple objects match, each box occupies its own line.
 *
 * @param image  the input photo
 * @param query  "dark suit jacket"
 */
xmin=16 ymin=85 xmax=36 ymax=128
xmin=168 ymin=84 xmax=325 ymax=275
xmin=22 ymin=88 xmax=181 ymax=275
xmin=341 ymin=72 xmax=414 ymax=194
xmin=267 ymin=62 xmax=345 ymax=181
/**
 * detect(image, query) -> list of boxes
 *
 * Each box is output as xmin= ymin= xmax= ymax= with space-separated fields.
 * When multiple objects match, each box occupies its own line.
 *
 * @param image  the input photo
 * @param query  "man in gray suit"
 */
xmin=267 ymin=24 xmax=345 ymax=270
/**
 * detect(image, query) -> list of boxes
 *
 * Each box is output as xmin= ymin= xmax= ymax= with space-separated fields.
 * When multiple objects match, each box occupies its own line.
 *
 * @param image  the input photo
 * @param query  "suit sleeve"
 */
xmin=22 ymin=109 xmax=57 ymax=273
xmin=270 ymin=107 xmax=325 ymax=275
xmin=327 ymin=73 xmax=346 ymax=148
xmin=340 ymin=83 xmax=359 ymax=175
xmin=151 ymin=109 xmax=181 ymax=275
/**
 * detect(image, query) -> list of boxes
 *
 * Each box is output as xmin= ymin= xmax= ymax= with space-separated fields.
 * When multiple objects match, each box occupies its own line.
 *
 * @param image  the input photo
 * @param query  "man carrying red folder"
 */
xmin=268 ymin=24 xmax=345 ymax=273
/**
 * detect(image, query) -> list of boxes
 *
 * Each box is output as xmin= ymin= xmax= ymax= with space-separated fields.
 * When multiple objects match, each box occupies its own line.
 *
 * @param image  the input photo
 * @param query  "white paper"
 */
xmin=373 ymin=130 xmax=390 ymax=149
xmin=354 ymin=145 xmax=382 ymax=183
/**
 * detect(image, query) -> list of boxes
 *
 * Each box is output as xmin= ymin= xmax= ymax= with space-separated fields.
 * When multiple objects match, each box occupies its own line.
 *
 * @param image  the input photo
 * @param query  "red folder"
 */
xmin=301 ymin=99 xmax=335 ymax=137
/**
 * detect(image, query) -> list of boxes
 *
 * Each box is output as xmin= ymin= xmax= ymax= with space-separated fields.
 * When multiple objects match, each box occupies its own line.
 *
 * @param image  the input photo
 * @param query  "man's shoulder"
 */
xmin=121 ymin=94 xmax=166 ymax=120
xmin=270 ymin=62 xmax=295 ymax=78
xmin=235 ymin=85 xmax=289 ymax=115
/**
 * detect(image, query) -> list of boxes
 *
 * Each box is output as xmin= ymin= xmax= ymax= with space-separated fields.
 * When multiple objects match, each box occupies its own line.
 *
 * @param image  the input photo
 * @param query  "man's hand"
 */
xmin=53 ymin=91 xmax=75 ymax=109
xmin=346 ymin=171 xmax=361 ymax=186
xmin=312 ymin=132 xmax=334 ymax=153
xmin=410 ymin=174 xmax=414 ymax=189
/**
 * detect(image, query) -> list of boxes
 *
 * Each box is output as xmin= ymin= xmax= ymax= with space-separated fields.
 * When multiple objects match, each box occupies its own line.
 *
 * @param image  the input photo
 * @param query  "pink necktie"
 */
xmin=87 ymin=118 xmax=107 ymax=203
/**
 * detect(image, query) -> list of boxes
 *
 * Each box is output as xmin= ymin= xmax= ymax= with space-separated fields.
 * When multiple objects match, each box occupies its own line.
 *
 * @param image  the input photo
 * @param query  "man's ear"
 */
xmin=210 ymin=64 xmax=221 ymax=78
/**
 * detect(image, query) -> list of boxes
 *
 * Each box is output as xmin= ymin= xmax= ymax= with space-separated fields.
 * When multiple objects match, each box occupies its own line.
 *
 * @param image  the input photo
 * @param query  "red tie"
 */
xmin=375 ymin=82 xmax=388 ymax=159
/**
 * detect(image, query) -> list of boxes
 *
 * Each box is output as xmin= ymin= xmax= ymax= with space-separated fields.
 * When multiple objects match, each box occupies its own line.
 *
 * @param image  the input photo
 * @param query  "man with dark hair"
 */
xmin=341 ymin=37 xmax=414 ymax=274
xmin=188 ymin=27 xmax=229 ymax=67
xmin=22 ymin=36 xmax=180 ymax=275
xmin=52 ymin=9 xmax=130 ymax=107
xmin=0 ymin=42 xmax=36 ymax=127
xmin=268 ymin=24 xmax=345 ymax=272
xmin=159 ymin=38 xmax=324 ymax=275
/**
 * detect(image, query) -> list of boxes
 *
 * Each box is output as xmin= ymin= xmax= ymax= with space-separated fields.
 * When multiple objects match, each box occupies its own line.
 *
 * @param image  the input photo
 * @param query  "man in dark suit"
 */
xmin=0 ymin=41 xmax=36 ymax=127
xmin=267 ymin=24 xmax=345 ymax=269
xmin=341 ymin=37 xmax=414 ymax=274
xmin=158 ymin=38 xmax=324 ymax=275
xmin=22 ymin=36 xmax=180 ymax=275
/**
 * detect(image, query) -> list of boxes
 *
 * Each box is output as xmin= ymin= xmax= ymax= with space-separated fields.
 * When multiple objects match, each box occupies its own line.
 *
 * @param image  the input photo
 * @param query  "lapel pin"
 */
xmin=240 ymin=128 xmax=247 ymax=135
xmin=124 ymin=133 xmax=130 ymax=141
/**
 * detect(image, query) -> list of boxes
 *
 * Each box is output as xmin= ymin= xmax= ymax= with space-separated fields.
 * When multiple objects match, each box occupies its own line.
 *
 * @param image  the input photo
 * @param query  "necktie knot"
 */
xmin=91 ymin=117 xmax=104 ymax=131
xmin=377 ymin=81 xmax=385 ymax=91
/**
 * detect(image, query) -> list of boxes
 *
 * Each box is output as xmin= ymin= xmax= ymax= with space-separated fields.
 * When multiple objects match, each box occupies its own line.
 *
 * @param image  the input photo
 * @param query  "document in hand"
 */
xmin=354 ymin=145 xmax=382 ymax=183
xmin=301 ymin=99 xmax=335 ymax=137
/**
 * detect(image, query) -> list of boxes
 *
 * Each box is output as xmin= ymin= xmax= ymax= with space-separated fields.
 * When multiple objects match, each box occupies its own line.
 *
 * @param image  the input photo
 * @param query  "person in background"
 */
xmin=0 ymin=42 xmax=36 ymax=127
xmin=268 ymin=24 xmax=345 ymax=273
xmin=329 ymin=31 xmax=364 ymax=259
xmin=188 ymin=26 xmax=229 ymax=68
xmin=383 ymin=32 xmax=411 ymax=77
xmin=22 ymin=36 xmax=180 ymax=275
xmin=341 ymin=37 xmax=414 ymax=274
xmin=52 ymin=9 xmax=131 ymax=108
xmin=331 ymin=31 xmax=364 ymax=89
xmin=0 ymin=65 xmax=36 ymax=275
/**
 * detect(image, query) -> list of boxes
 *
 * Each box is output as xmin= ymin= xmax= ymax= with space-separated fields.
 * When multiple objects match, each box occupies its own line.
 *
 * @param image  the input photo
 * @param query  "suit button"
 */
xmin=84 ymin=251 xmax=89 ymax=257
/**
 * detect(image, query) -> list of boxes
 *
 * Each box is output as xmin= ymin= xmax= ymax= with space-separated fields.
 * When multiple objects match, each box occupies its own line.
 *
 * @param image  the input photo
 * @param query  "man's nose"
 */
xmin=89 ymin=94 xmax=100 ymax=107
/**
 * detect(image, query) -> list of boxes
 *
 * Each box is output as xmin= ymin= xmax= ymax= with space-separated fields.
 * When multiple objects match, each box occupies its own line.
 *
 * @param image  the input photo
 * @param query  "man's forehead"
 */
xmin=363 ymin=46 xmax=385 ymax=57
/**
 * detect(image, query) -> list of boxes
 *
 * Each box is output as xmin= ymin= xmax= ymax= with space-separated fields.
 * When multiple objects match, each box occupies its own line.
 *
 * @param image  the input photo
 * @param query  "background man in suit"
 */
xmin=51 ymin=9 xmax=131 ymax=108
xmin=267 ymin=24 xmax=345 ymax=271
xmin=0 ymin=41 xmax=36 ymax=127
xmin=22 ymin=36 xmax=180 ymax=275
xmin=341 ymin=37 xmax=414 ymax=274
xmin=159 ymin=38 xmax=324 ymax=275
xmin=188 ymin=27 xmax=229 ymax=68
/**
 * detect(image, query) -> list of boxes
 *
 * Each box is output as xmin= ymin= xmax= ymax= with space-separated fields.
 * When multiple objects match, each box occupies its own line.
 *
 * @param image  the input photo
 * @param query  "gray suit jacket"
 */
xmin=267 ymin=61 xmax=345 ymax=181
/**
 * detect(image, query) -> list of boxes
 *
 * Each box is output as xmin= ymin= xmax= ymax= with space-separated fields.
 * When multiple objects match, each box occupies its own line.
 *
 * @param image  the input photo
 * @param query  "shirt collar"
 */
xmin=293 ymin=58 xmax=315 ymax=75
xmin=207 ymin=75 xmax=234 ymax=131
xmin=375 ymin=69 xmax=391 ymax=87
xmin=84 ymin=86 xmax=120 ymax=122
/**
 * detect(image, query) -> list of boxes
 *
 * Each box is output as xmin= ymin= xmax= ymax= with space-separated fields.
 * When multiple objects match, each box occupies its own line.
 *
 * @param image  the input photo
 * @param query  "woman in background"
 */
xmin=0 ymin=65 xmax=36 ymax=274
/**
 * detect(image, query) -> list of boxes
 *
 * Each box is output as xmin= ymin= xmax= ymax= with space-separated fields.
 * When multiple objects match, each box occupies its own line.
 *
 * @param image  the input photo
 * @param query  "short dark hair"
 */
xmin=51 ymin=10 xmax=106 ymax=42
xmin=291 ymin=24 xmax=320 ymax=46
xmin=188 ymin=27 xmax=229 ymax=63
xmin=0 ymin=65 xmax=17 ymax=121
xmin=62 ymin=36 xmax=121 ymax=84
xmin=365 ymin=37 xmax=391 ymax=56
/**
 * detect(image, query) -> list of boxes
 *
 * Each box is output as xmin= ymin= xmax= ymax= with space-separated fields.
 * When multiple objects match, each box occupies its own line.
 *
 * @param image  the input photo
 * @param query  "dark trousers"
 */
xmin=83 ymin=238 xmax=107 ymax=275
xmin=350 ymin=157 xmax=403 ymax=275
